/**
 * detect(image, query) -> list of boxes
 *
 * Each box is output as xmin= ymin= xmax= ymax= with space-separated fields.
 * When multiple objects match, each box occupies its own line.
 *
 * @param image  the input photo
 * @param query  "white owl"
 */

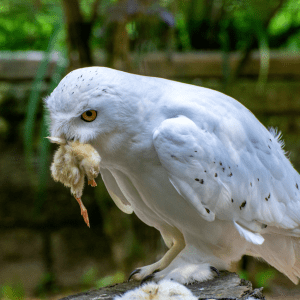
xmin=45 ymin=67 xmax=300 ymax=284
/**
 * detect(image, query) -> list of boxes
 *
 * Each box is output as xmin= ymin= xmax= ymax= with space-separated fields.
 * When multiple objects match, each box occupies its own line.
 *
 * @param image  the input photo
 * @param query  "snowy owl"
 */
xmin=45 ymin=67 xmax=300 ymax=285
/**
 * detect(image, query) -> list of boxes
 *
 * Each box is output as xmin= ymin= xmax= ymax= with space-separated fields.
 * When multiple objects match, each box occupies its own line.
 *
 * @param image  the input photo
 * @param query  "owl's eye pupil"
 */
xmin=86 ymin=111 xmax=92 ymax=117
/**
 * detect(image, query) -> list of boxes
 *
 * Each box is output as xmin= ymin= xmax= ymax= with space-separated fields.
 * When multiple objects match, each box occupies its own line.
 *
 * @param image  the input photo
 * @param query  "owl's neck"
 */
xmin=91 ymin=112 xmax=163 ymax=171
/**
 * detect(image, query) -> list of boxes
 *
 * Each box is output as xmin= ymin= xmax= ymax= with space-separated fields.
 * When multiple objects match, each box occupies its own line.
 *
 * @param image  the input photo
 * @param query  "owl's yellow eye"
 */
xmin=81 ymin=110 xmax=97 ymax=122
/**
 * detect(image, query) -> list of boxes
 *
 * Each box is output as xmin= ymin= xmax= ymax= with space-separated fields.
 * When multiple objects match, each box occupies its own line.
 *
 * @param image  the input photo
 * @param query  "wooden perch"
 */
xmin=59 ymin=272 xmax=265 ymax=300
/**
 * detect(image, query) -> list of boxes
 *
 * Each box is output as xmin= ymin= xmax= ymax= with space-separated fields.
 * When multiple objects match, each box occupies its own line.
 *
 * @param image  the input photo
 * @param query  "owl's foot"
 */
xmin=88 ymin=179 xmax=97 ymax=187
xmin=153 ymin=261 xmax=217 ymax=284
xmin=128 ymin=236 xmax=185 ymax=282
xmin=75 ymin=197 xmax=90 ymax=228
xmin=129 ymin=244 xmax=223 ymax=284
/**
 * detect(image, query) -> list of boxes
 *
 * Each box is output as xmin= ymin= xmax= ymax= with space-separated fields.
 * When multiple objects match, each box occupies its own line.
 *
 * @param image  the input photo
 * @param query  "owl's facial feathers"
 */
xmin=44 ymin=67 xmax=130 ymax=144
xmin=45 ymin=67 xmax=160 ymax=146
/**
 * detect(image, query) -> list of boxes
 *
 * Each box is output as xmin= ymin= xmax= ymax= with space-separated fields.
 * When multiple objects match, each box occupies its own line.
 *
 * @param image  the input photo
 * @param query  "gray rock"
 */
xmin=59 ymin=271 xmax=265 ymax=300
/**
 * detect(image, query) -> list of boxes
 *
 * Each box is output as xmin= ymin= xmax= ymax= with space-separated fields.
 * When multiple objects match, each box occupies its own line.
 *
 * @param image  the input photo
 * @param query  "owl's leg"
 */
xmin=128 ymin=230 xmax=185 ymax=282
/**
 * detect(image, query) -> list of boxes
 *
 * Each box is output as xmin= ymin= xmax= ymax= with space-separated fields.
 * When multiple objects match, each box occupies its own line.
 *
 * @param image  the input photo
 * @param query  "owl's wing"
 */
xmin=101 ymin=168 xmax=133 ymax=214
xmin=153 ymin=115 xmax=300 ymax=245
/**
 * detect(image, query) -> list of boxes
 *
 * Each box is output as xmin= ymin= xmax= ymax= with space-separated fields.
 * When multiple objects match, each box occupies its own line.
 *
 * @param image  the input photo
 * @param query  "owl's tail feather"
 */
xmin=250 ymin=234 xmax=300 ymax=284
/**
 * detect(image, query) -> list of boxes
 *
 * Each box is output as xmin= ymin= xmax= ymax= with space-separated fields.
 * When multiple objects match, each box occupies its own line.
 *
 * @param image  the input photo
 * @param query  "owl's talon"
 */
xmin=210 ymin=266 xmax=220 ymax=277
xmin=141 ymin=274 xmax=155 ymax=285
xmin=128 ymin=269 xmax=141 ymax=282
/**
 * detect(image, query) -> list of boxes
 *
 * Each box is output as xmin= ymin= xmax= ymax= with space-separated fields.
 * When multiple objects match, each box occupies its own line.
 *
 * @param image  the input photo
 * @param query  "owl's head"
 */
xmin=44 ymin=67 xmax=140 ymax=144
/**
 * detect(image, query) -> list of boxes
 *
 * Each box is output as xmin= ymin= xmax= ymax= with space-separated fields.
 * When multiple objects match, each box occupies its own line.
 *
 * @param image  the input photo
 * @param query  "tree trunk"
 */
xmin=61 ymin=0 xmax=93 ymax=70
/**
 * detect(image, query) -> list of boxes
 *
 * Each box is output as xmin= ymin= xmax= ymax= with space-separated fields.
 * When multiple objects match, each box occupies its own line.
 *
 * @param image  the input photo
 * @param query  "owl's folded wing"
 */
xmin=153 ymin=115 xmax=300 ymax=245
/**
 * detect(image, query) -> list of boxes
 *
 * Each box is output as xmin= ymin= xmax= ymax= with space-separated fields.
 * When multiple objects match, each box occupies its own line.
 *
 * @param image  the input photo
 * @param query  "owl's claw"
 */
xmin=88 ymin=179 xmax=97 ymax=187
xmin=128 ymin=269 xmax=141 ymax=282
xmin=140 ymin=274 xmax=156 ymax=285
xmin=210 ymin=266 xmax=220 ymax=277
xmin=75 ymin=197 xmax=90 ymax=228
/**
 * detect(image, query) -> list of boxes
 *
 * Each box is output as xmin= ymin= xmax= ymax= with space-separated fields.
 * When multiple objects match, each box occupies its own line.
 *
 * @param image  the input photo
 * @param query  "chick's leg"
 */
xmin=75 ymin=197 xmax=90 ymax=228
xmin=88 ymin=179 xmax=97 ymax=187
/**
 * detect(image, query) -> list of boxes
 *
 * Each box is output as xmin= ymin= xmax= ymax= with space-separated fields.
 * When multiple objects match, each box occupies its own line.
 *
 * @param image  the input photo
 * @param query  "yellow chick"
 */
xmin=47 ymin=137 xmax=101 ymax=227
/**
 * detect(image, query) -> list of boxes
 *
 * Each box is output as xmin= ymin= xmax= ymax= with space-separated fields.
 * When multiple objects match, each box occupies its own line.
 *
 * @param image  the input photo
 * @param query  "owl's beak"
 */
xmin=45 ymin=136 xmax=67 ymax=145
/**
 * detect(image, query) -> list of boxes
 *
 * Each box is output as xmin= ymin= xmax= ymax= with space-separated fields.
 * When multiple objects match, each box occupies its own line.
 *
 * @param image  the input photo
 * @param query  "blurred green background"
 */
xmin=1 ymin=0 xmax=300 ymax=299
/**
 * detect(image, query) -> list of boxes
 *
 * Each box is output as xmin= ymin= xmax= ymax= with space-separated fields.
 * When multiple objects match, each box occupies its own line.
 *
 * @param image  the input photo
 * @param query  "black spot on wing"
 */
xmin=195 ymin=178 xmax=204 ymax=184
xmin=240 ymin=201 xmax=247 ymax=210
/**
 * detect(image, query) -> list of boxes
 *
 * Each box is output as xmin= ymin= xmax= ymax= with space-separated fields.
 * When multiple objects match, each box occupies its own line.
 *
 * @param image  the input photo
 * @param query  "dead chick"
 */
xmin=47 ymin=137 xmax=101 ymax=227
xmin=113 ymin=280 xmax=198 ymax=300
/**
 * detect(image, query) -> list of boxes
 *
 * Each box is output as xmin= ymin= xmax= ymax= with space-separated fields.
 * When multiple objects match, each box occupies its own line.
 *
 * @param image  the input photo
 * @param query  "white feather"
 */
xmin=233 ymin=221 xmax=264 ymax=245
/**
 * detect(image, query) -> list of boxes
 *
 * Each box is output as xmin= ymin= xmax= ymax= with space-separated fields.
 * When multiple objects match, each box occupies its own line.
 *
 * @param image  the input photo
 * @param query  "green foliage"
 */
xmin=0 ymin=0 xmax=64 ymax=51
xmin=238 ymin=264 xmax=277 ymax=290
xmin=24 ymin=23 xmax=60 ymax=174
xmin=95 ymin=271 xmax=125 ymax=288
xmin=255 ymin=269 xmax=276 ymax=288
xmin=237 ymin=270 xmax=249 ymax=281
xmin=34 ymin=272 xmax=58 ymax=296
xmin=81 ymin=267 xmax=98 ymax=286
xmin=81 ymin=268 xmax=125 ymax=289
xmin=1 ymin=0 xmax=300 ymax=52
xmin=176 ymin=12 xmax=191 ymax=51
xmin=0 ymin=282 xmax=24 ymax=300
xmin=23 ymin=22 xmax=67 ymax=211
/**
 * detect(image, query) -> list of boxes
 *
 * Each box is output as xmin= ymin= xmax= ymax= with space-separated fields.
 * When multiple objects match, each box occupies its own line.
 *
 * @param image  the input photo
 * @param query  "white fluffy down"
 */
xmin=113 ymin=280 xmax=197 ymax=300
